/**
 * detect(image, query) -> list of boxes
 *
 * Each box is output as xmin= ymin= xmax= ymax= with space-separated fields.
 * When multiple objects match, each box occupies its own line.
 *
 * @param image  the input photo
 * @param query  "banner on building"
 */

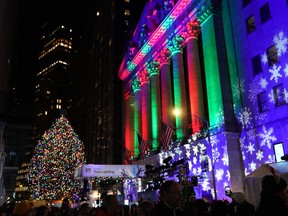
xmin=74 ymin=164 xmax=146 ymax=179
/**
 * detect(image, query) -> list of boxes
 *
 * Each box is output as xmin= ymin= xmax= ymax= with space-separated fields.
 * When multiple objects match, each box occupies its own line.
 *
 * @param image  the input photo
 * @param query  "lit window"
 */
xmin=273 ymin=84 xmax=286 ymax=107
xmin=45 ymin=111 xmax=48 ymax=115
xmin=252 ymin=55 xmax=262 ymax=75
xmin=267 ymin=45 xmax=278 ymax=66
xmin=260 ymin=3 xmax=271 ymax=23
xmin=243 ymin=0 xmax=251 ymax=8
xmin=257 ymin=92 xmax=268 ymax=113
xmin=246 ymin=15 xmax=255 ymax=34
xmin=47 ymin=91 xmax=50 ymax=94
xmin=124 ymin=9 xmax=130 ymax=16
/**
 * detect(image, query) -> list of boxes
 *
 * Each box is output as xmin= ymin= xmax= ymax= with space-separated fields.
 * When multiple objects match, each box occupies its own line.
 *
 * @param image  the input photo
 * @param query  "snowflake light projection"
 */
xmin=238 ymin=107 xmax=252 ymax=129
xmin=274 ymin=31 xmax=288 ymax=56
xmin=284 ymin=63 xmax=288 ymax=77
xmin=269 ymin=64 xmax=282 ymax=83
xmin=261 ymin=52 xmax=268 ymax=65
xmin=259 ymin=77 xmax=268 ymax=89
xmin=258 ymin=125 xmax=277 ymax=149
xmin=233 ymin=78 xmax=245 ymax=100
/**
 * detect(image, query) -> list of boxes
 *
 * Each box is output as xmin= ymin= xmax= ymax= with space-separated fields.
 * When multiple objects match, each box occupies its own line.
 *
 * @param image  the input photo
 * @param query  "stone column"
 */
xmin=197 ymin=0 xmax=242 ymax=199
xmin=168 ymin=35 xmax=189 ymax=139
xmin=139 ymin=69 xmax=151 ymax=143
xmin=185 ymin=20 xmax=206 ymax=133
xmin=147 ymin=60 xmax=161 ymax=150
xmin=124 ymin=87 xmax=135 ymax=158
xmin=159 ymin=48 xmax=174 ymax=126
xmin=197 ymin=0 xmax=236 ymax=131
xmin=132 ymin=77 xmax=142 ymax=157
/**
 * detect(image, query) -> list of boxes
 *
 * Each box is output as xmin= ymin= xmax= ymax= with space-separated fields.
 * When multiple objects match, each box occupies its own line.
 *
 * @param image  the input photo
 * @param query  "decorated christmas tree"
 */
xmin=27 ymin=115 xmax=86 ymax=200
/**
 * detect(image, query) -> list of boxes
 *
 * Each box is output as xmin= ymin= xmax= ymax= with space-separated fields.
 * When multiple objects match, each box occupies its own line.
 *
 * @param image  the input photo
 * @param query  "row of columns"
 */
xmin=124 ymin=20 xmax=205 ymax=157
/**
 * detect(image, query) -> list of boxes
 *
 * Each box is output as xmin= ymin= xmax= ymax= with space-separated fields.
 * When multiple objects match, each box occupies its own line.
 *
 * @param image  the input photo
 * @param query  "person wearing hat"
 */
xmin=255 ymin=174 xmax=288 ymax=216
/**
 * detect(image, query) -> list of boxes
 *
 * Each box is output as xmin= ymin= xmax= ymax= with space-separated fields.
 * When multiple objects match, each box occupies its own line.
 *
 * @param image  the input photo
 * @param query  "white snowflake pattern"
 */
xmin=174 ymin=147 xmax=182 ymax=156
xmin=249 ymin=161 xmax=257 ymax=172
xmin=268 ymin=89 xmax=275 ymax=103
xmin=259 ymin=77 xmax=268 ymax=89
xmin=247 ymin=129 xmax=257 ymax=141
xmin=233 ymin=78 xmax=245 ymax=100
xmin=192 ymin=168 xmax=197 ymax=175
xmin=255 ymin=113 xmax=268 ymax=124
xmin=212 ymin=148 xmax=220 ymax=163
xmin=192 ymin=145 xmax=199 ymax=156
xmin=210 ymin=136 xmax=220 ymax=148
xmin=284 ymin=88 xmax=288 ymax=103
xmin=222 ymin=153 xmax=229 ymax=166
xmin=186 ymin=150 xmax=191 ymax=158
xmin=216 ymin=107 xmax=224 ymax=129
xmin=193 ymin=157 xmax=197 ymax=164
xmin=245 ymin=168 xmax=250 ymax=176
xmin=238 ymin=107 xmax=252 ymax=128
xmin=274 ymin=31 xmax=288 ymax=56
xmin=269 ymin=64 xmax=282 ymax=83
xmin=169 ymin=151 xmax=175 ymax=159
xmin=247 ymin=142 xmax=255 ymax=154
xmin=248 ymin=81 xmax=260 ymax=104
xmin=226 ymin=171 xmax=230 ymax=181
xmin=258 ymin=125 xmax=277 ymax=149
xmin=215 ymin=169 xmax=224 ymax=181
xmin=202 ymin=178 xmax=211 ymax=191
xmin=283 ymin=63 xmax=288 ymax=77
xmin=256 ymin=150 xmax=264 ymax=161
xmin=265 ymin=155 xmax=275 ymax=163
xmin=261 ymin=52 xmax=268 ymax=65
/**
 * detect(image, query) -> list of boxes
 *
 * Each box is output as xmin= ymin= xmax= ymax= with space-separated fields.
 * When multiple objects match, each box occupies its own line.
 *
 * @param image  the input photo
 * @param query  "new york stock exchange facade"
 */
xmin=118 ymin=0 xmax=288 ymax=202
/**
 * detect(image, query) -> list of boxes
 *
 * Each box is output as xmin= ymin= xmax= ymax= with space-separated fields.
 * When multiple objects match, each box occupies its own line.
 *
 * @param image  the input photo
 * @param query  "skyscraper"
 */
xmin=33 ymin=21 xmax=74 ymax=141
xmin=70 ymin=0 xmax=147 ymax=164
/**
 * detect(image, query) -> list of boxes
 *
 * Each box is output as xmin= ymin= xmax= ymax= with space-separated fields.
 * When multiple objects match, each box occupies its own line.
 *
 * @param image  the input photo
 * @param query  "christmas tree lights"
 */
xmin=27 ymin=116 xmax=86 ymax=200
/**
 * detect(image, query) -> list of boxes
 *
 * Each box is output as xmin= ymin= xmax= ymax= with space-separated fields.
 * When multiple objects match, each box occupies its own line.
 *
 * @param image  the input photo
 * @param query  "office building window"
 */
xmin=252 ymin=55 xmax=262 ymax=75
xmin=257 ymin=91 xmax=268 ymax=113
xmin=267 ymin=45 xmax=279 ymax=66
xmin=243 ymin=0 xmax=251 ymax=8
xmin=273 ymin=84 xmax=286 ymax=107
xmin=124 ymin=9 xmax=130 ymax=16
xmin=246 ymin=15 xmax=256 ymax=34
xmin=260 ymin=3 xmax=271 ymax=23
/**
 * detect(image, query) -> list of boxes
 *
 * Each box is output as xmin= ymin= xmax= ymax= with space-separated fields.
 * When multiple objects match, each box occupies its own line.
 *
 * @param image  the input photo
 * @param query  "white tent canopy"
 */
xmin=244 ymin=162 xmax=288 ymax=208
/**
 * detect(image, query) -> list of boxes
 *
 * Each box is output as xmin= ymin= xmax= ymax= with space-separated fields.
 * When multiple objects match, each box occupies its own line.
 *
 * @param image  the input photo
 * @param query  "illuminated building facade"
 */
xmin=34 ymin=22 xmax=73 ymax=140
xmin=119 ymin=0 xmax=288 ymax=199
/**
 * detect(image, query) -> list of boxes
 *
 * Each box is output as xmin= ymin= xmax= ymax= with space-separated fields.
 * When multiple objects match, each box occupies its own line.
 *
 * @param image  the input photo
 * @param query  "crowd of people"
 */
xmin=1 ymin=174 xmax=287 ymax=216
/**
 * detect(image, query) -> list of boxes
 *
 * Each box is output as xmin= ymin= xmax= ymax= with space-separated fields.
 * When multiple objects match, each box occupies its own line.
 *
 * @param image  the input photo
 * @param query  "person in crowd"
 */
xmin=60 ymin=198 xmax=73 ymax=216
xmin=210 ymin=200 xmax=228 ymax=216
xmin=255 ymin=174 xmax=288 ymax=216
xmin=95 ymin=195 xmax=123 ymax=216
xmin=150 ymin=180 xmax=184 ymax=216
xmin=184 ymin=198 xmax=210 ymax=216
xmin=13 ymin=200 xmax=32 ymax=216
xmin=34 ymin=205 xmax=50 ymax=216
xmin=78 ymin=203 xmax=91 ymax=216
xmin=229 ymin=192 xmax=254 ymax=216
xmin=137 ymin=200 xmax=153 ymax=216
xmin=46 ymin=207 xmax=62 ymax=216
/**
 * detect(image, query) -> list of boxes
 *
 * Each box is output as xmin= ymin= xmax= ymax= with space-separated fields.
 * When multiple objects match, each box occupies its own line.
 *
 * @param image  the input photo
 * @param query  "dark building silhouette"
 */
xmin=70 ymin=0 xmax=147 ymax=164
